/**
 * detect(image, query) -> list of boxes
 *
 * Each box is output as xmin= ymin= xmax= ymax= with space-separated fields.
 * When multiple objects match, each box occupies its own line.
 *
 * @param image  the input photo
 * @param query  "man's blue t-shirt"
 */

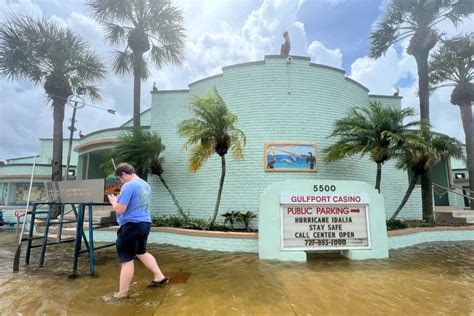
xmin=116 ymin=178 xmax=151 ymax=226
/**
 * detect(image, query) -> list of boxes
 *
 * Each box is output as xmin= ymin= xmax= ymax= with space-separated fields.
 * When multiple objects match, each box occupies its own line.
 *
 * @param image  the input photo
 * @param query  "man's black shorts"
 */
xmin=116 ymin=222 xmax=151 ymax=263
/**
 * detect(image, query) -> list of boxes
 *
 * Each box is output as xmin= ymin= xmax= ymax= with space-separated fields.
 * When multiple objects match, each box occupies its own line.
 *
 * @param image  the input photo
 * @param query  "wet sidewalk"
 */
xmin=0 ymin=230 xmax=473 ymax=315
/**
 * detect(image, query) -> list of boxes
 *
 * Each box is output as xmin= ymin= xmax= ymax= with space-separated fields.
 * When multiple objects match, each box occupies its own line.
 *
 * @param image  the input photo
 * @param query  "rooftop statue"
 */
xmin=280 ymin=31 xmax=291 ymax=56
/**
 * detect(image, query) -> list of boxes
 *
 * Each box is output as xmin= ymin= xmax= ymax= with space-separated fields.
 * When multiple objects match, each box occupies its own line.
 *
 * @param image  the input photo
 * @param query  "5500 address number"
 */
xmin=313 ymin=185 xmax=336 ymax=192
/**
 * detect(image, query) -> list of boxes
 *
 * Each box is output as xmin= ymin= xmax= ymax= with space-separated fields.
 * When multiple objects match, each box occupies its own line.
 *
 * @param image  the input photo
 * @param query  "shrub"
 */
xmin=221 ymin=211 xmax=240 ymax=230
xmin=152 ymin=215 xmax=184 ymax=228
xmin=151 ymin=212 xmax=257 ymax=232
xmin=386 ymin=219 xmax=408 ymax=230
xmin=236 ymin=211 xmax=257 ymax=231
xmin=182 ymin=217 xmax=209 ymax=230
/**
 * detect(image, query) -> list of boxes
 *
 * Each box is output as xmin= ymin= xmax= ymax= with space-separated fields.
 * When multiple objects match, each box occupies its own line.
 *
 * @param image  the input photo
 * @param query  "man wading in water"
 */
xmin=108 ymin=163 xmax=168 ymax=299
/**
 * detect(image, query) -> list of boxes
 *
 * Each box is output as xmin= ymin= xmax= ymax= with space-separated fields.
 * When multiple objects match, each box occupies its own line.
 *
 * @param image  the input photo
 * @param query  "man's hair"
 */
xmin=115 ymin=163 xmax=135 ymax=177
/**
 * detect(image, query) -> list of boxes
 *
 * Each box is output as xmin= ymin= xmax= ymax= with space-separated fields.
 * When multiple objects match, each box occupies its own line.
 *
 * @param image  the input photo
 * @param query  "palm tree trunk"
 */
xmin=375 ymin=162 xmax=382 ymax=193
xmin=414 ymin=52 xmax=435 ymax=221
xmin=390 ymin=174 xmax=419 ymax=221
xmin=52 ymin=98 xmax=65 ymax=182
xmin=158 ymin=174 xmax=189 ymax=222
xmin=132 ymin=53 xmax=142 ymax=128
xmin=459 ymin=102 xmax=474 ymax=210
xmin=51 ymin=97 xmax=66 ymax=218
xmin=414 ymin=53 xmax=430 ymax=122
xmin=209 ymin=155 xmax=226 ymax=229
xmin=421 ymin=172 xmax=434 ymax=223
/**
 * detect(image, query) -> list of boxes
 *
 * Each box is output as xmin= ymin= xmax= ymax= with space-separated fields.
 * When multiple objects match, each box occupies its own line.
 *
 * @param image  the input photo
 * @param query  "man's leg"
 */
xmin=136 ymin=252 xmax=166 ymax=281
xmin=118 ymin=260 xmax=134 ymax=295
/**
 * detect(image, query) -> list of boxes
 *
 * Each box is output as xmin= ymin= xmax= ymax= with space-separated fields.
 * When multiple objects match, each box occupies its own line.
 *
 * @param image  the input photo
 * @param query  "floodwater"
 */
xmin=0 ymin=230 xmax=473 ymax=315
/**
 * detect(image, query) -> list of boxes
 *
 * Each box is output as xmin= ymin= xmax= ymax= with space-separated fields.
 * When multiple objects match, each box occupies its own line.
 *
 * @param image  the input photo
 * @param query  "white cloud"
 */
xmin=307 ymin=41 xmax=343 ymax=69
xmin=0 ymin=0 xmax=42 ymax=19
xmin=155 ymin=0 xmax=308 ymax=85
xmin=350 ymin=46 xmax=416 ymax=95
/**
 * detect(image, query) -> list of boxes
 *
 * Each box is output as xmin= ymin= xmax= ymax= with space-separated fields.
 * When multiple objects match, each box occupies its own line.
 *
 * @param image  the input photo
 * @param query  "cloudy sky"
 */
xmin=0 ymin=0 xmax=472 ymax=160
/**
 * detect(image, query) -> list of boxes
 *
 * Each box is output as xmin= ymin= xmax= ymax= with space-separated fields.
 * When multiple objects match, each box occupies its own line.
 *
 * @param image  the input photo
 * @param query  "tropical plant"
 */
xmin=390 ymin=129 xmax=464 ymax=221
xmin=221 ymin=211 xmax=240 ymax=230
xmin=0 ymin=16 xmax=106 ymax=217
xmin=386 ymin=219 xmax=408 ymax=230
xmin=370 ymin=0 xmax=471 ymax=121
xmin=112 ymin=127 xmax=189 ymax=221
xmin=370 ymin=0 xmax=473 ymax=219
xmin=178 ymin=88 xmax=246 ymax=229
xmin=236 ymin=211 xmax=257 ymax=231
xmin=0 ymin=16 xmax=106 ymax=182
xmin=87 ymin=0 xmax=185 ymax=127
xmin=430 ymin=35 xmax=474 ymax=209
xmin=324 ymin=101 xmax=423 ymax=193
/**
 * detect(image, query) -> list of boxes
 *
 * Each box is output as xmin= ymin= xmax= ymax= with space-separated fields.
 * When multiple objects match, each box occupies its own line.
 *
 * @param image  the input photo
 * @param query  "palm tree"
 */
xmin=324 ymin=101 xmax=423 ymax=193
xmin=430 ymin=35 xmax=473 ymax=209
xmin=178 ymin=89 xmax=246 ymax=229
xmin=370 ymin=0 xmax=472 ymax=219
xmin=112 ymin=127 xmax=189 ymax=221
xmin=391 ymin=130 xmax=464 ymax=220
xmin=370 ymin=0 xmax=471 ymax=121
xmin=0 ymin=16 xmax=106 ymax=183
xmin=87 ymin=0 xmax=185 ymax=127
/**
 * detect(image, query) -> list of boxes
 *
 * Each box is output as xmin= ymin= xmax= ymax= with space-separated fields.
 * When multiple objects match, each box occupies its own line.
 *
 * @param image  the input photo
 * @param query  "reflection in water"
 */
xmin=0 ymin=230 xmax=473 ymax=315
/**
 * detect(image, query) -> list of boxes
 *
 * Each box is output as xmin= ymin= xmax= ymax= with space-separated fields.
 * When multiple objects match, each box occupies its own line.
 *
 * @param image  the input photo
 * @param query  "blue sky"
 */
xmin=299 ymin=0 xmax=381 ymax=70
xmin=0 ymin=0 xmax=472 ymax=159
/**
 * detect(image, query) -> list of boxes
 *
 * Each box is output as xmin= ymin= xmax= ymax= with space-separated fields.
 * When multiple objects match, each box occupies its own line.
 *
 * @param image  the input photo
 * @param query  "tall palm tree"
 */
xmin=178 ymin=89 xmax=246 ymax=229
xmin=430 ymin=35 xmax=473 ymax=209
xmin=324 ymin=101 xmax=423 ymax=193
xmin=112 ymin=127 xmax=189 ymax=221
xmin=391 ymin=130 xmax=464 ymax=220
xmin=87 ymin=0 xmax=186 ymax=127
xmin=370 ymin=0 xmax=471 ymax=121
xmin=0 ymin=16 xmax=106 ymax=183
xmin=370 ymin=0 xmax=472 ymax=220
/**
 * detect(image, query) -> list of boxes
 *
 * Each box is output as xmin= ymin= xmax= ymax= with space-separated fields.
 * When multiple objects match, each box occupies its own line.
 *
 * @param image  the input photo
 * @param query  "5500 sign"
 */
xmin=313 ymin=184 xmax=336 ymax=192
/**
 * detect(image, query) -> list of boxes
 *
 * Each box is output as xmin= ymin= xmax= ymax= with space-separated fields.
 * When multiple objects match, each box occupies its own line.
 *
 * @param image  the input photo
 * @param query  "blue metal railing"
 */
xmin=21 ymin=202 xmax=116 ymax=275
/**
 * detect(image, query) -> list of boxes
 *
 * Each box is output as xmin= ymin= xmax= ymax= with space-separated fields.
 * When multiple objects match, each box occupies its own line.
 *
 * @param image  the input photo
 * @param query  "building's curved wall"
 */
xmin=149 ymin=55 xmax=422 ymax=222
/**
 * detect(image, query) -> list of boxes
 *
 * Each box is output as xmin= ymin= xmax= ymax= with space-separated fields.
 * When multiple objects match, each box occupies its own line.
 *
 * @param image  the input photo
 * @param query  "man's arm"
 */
xmin=107 ymin=194 xmax=127 ymax=214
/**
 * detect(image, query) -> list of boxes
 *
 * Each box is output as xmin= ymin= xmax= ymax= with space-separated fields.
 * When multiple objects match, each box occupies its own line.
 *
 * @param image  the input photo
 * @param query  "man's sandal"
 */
xmin=149 ymin=277 xmax=169 ymax=287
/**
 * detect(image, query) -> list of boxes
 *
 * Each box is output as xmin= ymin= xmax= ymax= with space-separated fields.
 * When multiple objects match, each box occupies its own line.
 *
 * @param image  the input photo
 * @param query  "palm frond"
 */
xmin=325 ymin=101 xmax=422 ymax=164
xmin=394 ymin=129 xmax=464 ymax=173
xmin=104 ymin=22 xmax=129 ymax=45
xmin=188 ymin=143 xmax=214 ymax=172
xmin=111 ymin=49 xmax=133 ymax=75
xmin=370 ymin=4 xmax=407 ymax=58
xmin=0 ymin=15 xmax=106 ymax=98
xmin=87 ymin=0 xmax=131 ymax=23
xmin=113 ymin=127 xmax=166 ymax=176
xmin=178 ymin=88 xmax=246 ymax=171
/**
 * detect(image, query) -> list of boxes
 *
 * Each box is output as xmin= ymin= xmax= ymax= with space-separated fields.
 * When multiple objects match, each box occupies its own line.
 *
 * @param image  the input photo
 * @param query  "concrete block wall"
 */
xmin=388 ymin=230 xmax=474 ymax=249
xmin=447 ymin=189 xmax=467 ymax=209
xmin=90 ymin=230 xmax=259 ymax=253
xmin=148 ymin=55 xmax=422 ymax=223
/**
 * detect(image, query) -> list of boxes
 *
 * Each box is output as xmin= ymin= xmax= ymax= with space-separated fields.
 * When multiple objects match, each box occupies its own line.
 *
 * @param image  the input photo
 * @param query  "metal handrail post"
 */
xmin=72 ymin=203 xmax=85 ymax=274
xmin=57 ymin=203 xmax=66 ymax=243
xmin=88 ymin=203 xmax=95 ymax=275
xmin=39 ymin=204 xmax=53 ymax=267
xmin=25 ymin=203 xmax=38 ymax=265
xmin=71 ymin=204 xmax=89 ymax=250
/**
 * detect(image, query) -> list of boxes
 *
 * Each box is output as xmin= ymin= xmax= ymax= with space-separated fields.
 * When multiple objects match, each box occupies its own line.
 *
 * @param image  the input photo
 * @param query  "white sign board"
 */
xmin=281 ymin=194 xmax=371 ymax=251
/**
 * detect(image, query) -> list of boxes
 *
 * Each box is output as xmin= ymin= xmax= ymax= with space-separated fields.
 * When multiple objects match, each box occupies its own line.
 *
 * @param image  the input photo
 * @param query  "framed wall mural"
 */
xmin=264 ymin=142 xmax=318 ymax=172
